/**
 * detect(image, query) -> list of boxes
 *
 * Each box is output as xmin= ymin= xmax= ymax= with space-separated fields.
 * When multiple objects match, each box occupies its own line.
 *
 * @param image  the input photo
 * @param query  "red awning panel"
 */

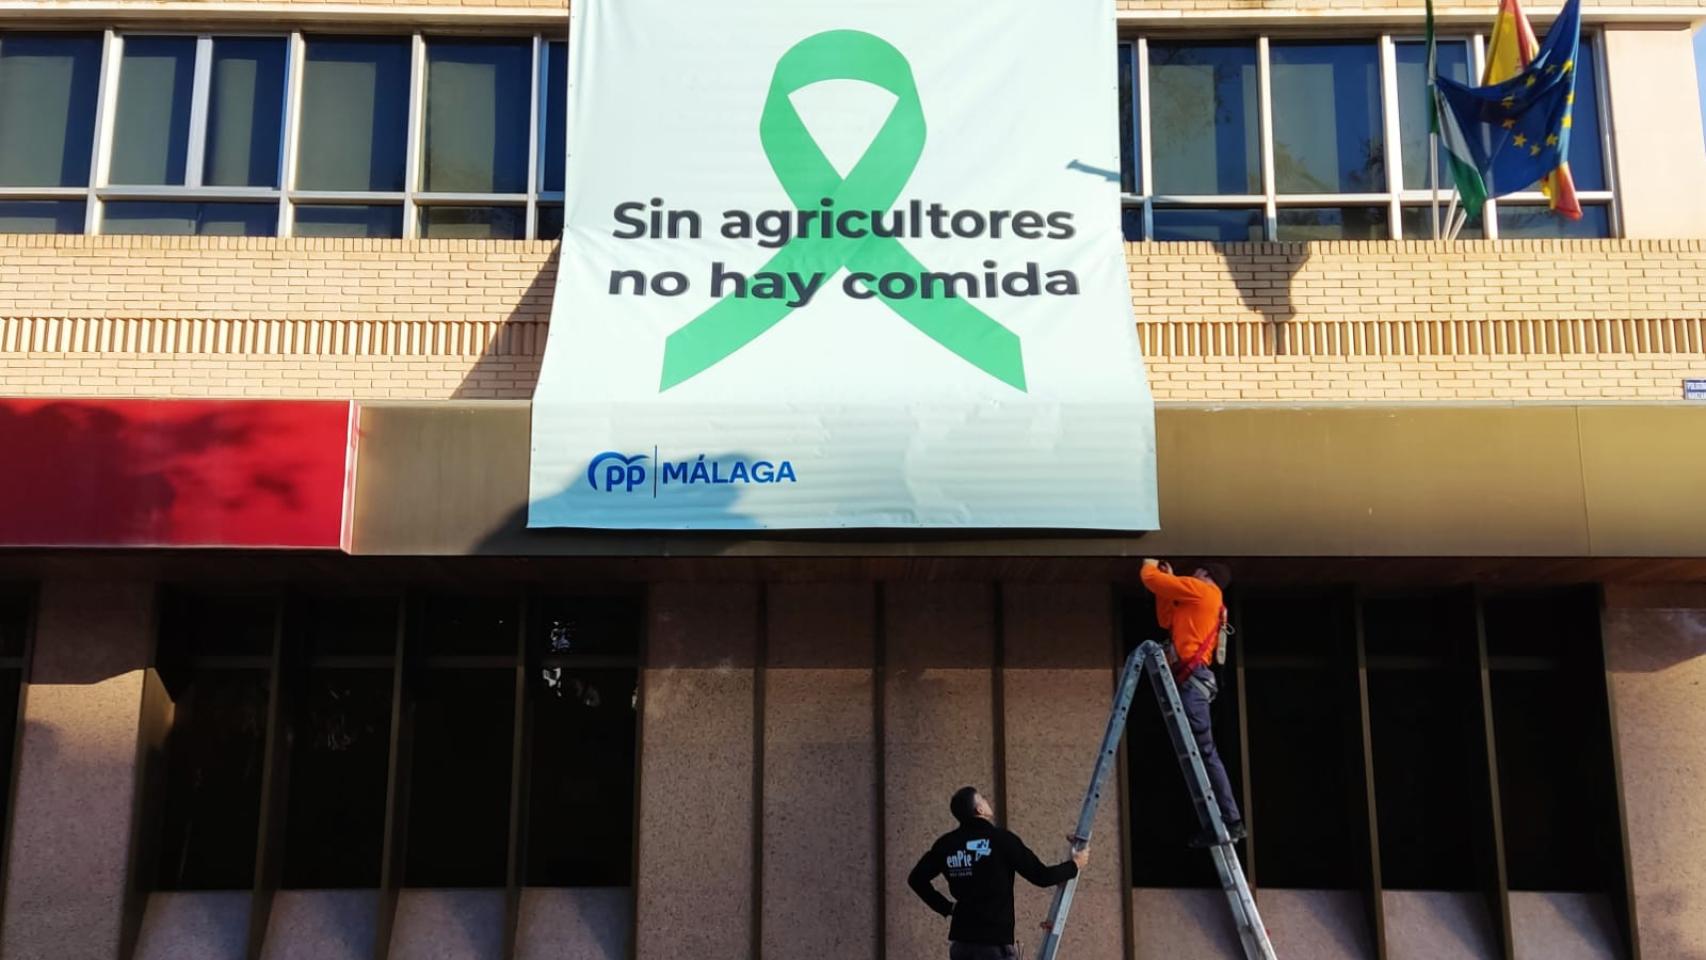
xmin=0 ymin=398 xmax=355 ymax=549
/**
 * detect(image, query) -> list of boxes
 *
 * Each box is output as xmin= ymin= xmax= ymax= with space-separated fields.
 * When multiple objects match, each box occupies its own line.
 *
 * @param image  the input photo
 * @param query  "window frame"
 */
xmin=1119 ymin=28 xmax=1619 ymax=241
xmin=0 ymin=27 xmax=571 ymax=239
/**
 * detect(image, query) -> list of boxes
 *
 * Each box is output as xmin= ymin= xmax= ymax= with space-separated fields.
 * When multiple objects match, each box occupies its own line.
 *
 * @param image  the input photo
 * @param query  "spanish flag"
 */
xmin=1483 ymin=0 xmax=1582 ymax=218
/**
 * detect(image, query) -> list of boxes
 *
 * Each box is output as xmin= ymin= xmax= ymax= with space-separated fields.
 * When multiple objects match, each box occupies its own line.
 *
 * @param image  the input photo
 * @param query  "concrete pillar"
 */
xmin=883 ymin=582 xmax=996 ymax=958
xmin=1 ymin=580 xmax=154 ymax=960
xmin=1602 ymin=28 xmax=1706 ymax=239
xmin=1601 ymin=584 xmax=1706 ymax=958
xmin=633 ymin=582 xmax=758 ymax=959
xmin=762 ymin=583 xmax=877 ymax=960
xmin=1001 ymin=583 xmax=1125 ymax=960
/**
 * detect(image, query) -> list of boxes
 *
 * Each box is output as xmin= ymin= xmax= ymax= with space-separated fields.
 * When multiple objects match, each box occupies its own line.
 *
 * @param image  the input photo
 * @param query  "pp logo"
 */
xmin=587 ymin=452 xmax=649 ymax=493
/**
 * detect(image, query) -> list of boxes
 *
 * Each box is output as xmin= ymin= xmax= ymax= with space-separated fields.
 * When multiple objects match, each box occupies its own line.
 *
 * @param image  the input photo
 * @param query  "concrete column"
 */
xmin=1001 ymin=583 xmax=1125 ymax=960
xmin=1601 ymin=584 xmax=1706 ymax=958
xmin=1 ymin=580 xmax=154 ymax=960
xmin=883 ymin=582 xmax=996 ymax=959
xmin=634 ymin=582 xmax=758 ymax=959
xmin=1602 ymin=28 xmax=1706 ymax=239
xmin=762 ymin=583 xmax=877 ymax=960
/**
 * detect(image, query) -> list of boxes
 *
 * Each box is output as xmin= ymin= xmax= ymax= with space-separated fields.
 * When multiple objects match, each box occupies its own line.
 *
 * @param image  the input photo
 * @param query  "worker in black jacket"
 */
xmin=908 ymin=786 xmax=1090 ymax=960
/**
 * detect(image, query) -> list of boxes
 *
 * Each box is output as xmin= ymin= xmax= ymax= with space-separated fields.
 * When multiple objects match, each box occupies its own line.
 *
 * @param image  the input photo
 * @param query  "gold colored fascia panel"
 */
xmin=1140 ymin=407 xmax=1591 ymax=557
xmin=351 ymin=402 xmax=533 ymax=556
xmin=1579 ymin=406 xmax=1706 ymax=557
xmin=347 ymin=404 xmax=1706 ymax=559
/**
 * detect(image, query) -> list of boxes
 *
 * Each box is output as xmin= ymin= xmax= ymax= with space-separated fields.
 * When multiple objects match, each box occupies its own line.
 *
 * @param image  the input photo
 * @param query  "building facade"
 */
xmin=1 ymin=0 xmax=1706 ymax=958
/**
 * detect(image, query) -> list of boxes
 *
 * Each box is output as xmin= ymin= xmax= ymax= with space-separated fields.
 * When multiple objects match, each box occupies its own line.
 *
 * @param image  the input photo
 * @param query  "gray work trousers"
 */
xmin=950 ymin=944 xmax=1019 ymax=960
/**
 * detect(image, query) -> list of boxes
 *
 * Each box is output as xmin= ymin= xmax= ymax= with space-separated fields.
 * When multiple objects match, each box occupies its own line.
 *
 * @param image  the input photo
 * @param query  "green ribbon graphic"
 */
xmin=658 ymin=30 xmax=1027 ymax=392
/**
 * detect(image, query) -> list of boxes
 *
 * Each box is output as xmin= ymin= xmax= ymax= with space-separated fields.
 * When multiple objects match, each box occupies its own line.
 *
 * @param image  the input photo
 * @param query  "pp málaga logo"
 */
xmin=587 ymin=451 xmax=650 ymax=493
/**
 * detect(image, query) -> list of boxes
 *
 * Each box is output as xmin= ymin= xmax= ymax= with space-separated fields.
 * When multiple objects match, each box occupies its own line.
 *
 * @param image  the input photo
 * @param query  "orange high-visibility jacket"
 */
xmin=1141 ymin=564 xmax=1224 ymax=677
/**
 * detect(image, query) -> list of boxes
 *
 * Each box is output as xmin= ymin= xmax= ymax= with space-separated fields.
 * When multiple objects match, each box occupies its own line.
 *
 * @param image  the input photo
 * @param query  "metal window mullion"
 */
xmin=1473 ymin=32 xmax=1499 ymax=239
xmin=277 ymin=32 xmax=304 ymax=236
xmin=1257 ymin=36 xmax=1277 ymax=240
xmin=1590 ymin=32 xmax=1621 ymax=238
xmin=86 ymin=29 xmax=123 ymax=234
xmin=185 ymin=35 xmax=213 ymax=188
xmin=525 ymin=34 xmax=541 ymax=239
xmin=402 ymin=33 xmax=426 ymax=238
xmin=1379 ymin=34 xmax=1403 ymax=238
xmin=1137 ymin=37 xmax=1154 ymax=241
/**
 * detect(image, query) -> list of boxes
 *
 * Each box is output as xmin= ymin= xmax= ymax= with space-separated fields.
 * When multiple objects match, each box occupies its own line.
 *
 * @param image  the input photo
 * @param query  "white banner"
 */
xmin=528 ymin=0 xmax=1157 ymax=530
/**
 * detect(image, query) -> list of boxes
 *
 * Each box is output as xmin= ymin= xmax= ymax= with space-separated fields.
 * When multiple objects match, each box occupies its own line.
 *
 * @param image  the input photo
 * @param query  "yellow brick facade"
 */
xmin=1 ymin=235 xmax=1702 ymax=403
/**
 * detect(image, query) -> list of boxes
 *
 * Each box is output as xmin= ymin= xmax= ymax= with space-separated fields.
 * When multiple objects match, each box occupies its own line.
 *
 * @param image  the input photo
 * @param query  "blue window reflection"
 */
xmin=542 ymin=41 xmax=567 ymax=194
xmin=0 ymin=33 xmax=103 ymax=188
xmin=1148 ymin=42 xmax=1260 ymax=195
xmin=424 ymin=39 xmax=531 ymax=195
xmin=0 ymin=200 xmax=85 ymax=234
xmin=1153 ymin=207 xmax=1264 ymax=242
xmin=1560 ymin=35 xmax=1606 ymax=191
xmin=1118 ymin=43 xmax=1140 ymax=194
xmin=1276 ymin=206 xmax=1390 ymax=240
xmin=205 ymin=38 xmax=287 ymax=189
xmin=298 ymin=38 xmax=410 ymax=192
xmin=1270 ymin=42 xmax=1386 ymax=193
xmin=1395 ymin=40 xmax=1472 ymax=191
xmin=293 ymin=204 xmax=404 ymax=239
xmin=104 ymin=201 xmax=278 ymax=237
xmin=1496 ymin=203 xmax=1611 ymax=238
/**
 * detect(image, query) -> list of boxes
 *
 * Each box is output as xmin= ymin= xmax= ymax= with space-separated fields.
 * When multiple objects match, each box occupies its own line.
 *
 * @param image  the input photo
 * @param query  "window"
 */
xmin=1240 ymin=592 xmax=1372 ymax=890
xmin=1362 ymin=593 xmax=1494 ymax=889
xmin=100 ymin=35 xmax=288 ymax=236
xmin=1120 ymin=33 xmax=1616 ymax=239
xmin=0 ymin=589 xmax=30 ymax=876
xmin=0 ymin=30 xmax=570 ymax=237
xmin=1123 ymin=578 xmax=1631 ymax=950
xmin=0 ymin=33 xmax=101 ymax=232
xmin=536 ymin=40 xmax=567 ymax=239
xmin=143 ymin=587 xmax=638 ymax=902
xmin=153 ymin=593 xmax=276 ymax=890
xmin=1482 ymin=590 xmax=1625 ymax=892
xmin=417 ymin=38 xmax=531 ymax=238
xmin=1122 ymin=597 xmax=1245 ymax=888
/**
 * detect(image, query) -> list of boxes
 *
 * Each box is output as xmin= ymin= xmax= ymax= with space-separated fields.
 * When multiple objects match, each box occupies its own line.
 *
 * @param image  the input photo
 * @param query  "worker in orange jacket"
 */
xmin=1140 ymin=558 xmax=1245 ymax=847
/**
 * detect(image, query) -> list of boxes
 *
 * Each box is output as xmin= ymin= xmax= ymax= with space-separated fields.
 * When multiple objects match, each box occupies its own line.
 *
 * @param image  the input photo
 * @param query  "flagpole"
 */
xmin=1448 ymin=205 xmax=1470 ymax=241
xmin=1431 ymin=131 xmax=1441 ymax=241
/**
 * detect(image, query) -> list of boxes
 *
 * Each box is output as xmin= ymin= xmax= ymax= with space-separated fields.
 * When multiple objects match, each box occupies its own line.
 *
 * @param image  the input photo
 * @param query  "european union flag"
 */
xmin=1436 ymin=0 xmax=1581 ymax=198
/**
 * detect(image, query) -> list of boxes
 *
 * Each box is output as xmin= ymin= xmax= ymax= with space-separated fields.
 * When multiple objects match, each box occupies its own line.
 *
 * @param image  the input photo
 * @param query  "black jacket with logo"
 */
xmin=907 ymin=817 xmax=1079 ymax=946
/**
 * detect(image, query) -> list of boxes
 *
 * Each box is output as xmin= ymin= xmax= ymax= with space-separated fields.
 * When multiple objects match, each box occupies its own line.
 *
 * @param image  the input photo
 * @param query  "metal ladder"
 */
xmin=1033 ymin=640 xmax=1277 ymax=960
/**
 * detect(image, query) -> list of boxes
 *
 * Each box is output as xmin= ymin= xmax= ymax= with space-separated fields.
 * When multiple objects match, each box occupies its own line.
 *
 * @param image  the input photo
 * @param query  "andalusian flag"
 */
xmin=1426 ymin=0 xmax=1490 ymax=219
xmin=1483 ymin=0 xmax=1583 ymax=218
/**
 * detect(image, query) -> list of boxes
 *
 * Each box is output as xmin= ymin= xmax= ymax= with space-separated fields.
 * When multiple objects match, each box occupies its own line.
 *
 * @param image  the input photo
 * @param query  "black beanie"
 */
xmin=950 ymin=786 xmax=980 ymax=823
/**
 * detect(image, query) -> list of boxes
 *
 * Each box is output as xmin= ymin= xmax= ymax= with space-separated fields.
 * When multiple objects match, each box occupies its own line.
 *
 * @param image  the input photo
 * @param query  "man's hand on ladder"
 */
xmin=1069 ymin=835 xmax=1090 ymax=871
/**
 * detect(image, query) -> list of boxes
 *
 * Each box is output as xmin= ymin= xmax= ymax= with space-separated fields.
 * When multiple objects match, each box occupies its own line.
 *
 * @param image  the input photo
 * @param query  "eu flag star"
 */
xmin=1501 ymin=118 xmax=1516 ymax=129
xmin=1530 ymin=145 xmax=1541 ymax=155
xmin=1525 ymin=75 xmax=1536 ymax=87
xmin=1512 ymin=133 xmax=1528 ymax=147
xmin=1562 ymin=59 xmax=1574 ymax=72
xmin=1545 ymin=133 xmax=1558 ymax=146
xmin=1501 ymin=96 xmax=1516 ymax=108
xmin=1563 ymin=114 xmax=1573 ymax=128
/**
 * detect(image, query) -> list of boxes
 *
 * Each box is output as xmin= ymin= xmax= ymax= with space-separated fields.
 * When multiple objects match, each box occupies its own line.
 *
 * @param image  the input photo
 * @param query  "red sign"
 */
xmin=0 ymin=399 xmax=354 ymax=549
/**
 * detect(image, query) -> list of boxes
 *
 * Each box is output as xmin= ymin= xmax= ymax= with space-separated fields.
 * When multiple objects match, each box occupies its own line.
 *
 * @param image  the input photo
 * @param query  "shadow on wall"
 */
xmin=474 ymin=449 xmax=761 ymax=552
xmin=451 ymin=245 xmax=557 ymax=401
xmin=1220 ymin=244 xmax=1310 ymax=329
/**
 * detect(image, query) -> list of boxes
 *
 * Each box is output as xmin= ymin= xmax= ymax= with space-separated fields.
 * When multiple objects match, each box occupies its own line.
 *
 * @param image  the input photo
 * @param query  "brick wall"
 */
xmin=1 ymin=236 xmax=1703 ymax=404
